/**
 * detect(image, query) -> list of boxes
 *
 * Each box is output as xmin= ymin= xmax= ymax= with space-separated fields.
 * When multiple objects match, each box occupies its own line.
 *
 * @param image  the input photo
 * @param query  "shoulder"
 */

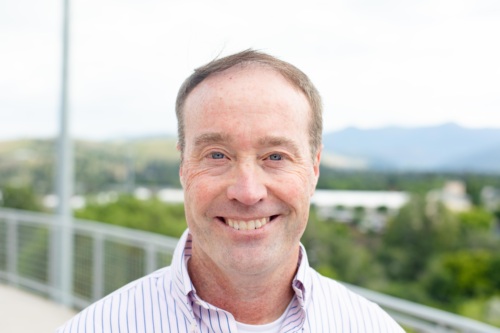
xmin=310 ymin=270 xmax=369 ymax=305
xmin=98 ymin=265 xmax=174 ymax=305
xmin=307 ymin=268 xmax=405 ymax=332
xmin=56 ymin=266 xmax=174 ymax=333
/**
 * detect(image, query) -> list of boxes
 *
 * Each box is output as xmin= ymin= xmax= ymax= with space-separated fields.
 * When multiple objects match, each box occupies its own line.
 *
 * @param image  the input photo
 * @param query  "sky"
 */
xmin=1 ymin=0 xmax=500 ymax=140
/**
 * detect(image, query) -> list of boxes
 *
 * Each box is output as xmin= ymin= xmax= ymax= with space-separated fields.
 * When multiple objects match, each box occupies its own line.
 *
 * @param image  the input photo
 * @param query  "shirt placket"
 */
xmin=190 ymin=292 xmax=238 ymax=333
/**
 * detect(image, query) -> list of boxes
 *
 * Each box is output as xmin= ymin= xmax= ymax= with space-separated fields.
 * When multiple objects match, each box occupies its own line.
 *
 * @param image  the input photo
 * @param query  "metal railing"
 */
xmin=0 ymin=208 xmax=499 ymax=332
xmin=0 ymin=208 xmax=177 ymax=309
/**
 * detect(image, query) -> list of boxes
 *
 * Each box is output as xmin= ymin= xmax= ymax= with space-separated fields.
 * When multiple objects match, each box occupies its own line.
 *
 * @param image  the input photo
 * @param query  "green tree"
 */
xmin=458 ymin=208 xmax=494 ymax=231
xmin=302 ymin=207 xmax=385 ymax=288
xmin=0 ymin=185 xmax=44 ymax=212
xmin=379 ymin=195 xmax=460 ymax=281
xmin=75 ymin=195 xmax=187 ymax=238
xmin=422 ymin=250 xmax=498 ymax=305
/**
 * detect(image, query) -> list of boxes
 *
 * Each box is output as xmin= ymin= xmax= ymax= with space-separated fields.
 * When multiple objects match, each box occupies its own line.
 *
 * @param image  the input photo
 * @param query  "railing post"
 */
xmin=92 ymin=233 xmax=104 ymax=301
xmin=145 ymin=244 xmax=156 ymax=275
xmin=6 ymin=216 xmax=18 ymax=286
xmin=49 ymin=215 xmax=74 ymax=306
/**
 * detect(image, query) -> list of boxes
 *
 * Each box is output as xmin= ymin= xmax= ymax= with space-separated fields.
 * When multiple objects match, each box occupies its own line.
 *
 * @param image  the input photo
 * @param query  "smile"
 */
xmin=219 ymin=216 xmax=278 ymax=230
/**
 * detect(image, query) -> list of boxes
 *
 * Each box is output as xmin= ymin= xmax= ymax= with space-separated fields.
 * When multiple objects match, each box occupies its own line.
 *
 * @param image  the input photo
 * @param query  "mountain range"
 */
xmin=1 ymin=123 xmax=499 ymax=175
xmin=322 ymin=123 xmax=500 ymax=173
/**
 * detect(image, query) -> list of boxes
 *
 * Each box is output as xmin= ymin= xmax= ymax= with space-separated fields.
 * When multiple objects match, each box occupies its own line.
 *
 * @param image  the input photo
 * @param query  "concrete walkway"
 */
xmin=0 ymin=283 xmax=76 ymax=333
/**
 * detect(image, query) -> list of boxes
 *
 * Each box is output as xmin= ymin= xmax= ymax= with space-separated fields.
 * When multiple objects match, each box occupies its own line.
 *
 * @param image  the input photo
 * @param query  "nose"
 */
xmin=226 ymin=162 xmax=267 ymax=206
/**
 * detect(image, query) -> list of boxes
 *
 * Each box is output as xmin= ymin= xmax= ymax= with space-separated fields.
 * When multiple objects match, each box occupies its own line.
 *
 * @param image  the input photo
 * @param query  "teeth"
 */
xmin=247 ymin=220 xmax=255 ymax=230
xmin=225 ymin=217 xmax=270 ymax=231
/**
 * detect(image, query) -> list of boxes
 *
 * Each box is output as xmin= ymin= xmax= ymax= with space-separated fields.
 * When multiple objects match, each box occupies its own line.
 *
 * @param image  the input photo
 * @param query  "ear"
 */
xmin=176 ymin=141 xmax=182 ymax=154
xmin=179 ymin=167 xmax=185 ymax=188
xmin=310 ymin=145 xmax=322 ymax=196
xmin=177 ymin=141 xmax=184 ymax=187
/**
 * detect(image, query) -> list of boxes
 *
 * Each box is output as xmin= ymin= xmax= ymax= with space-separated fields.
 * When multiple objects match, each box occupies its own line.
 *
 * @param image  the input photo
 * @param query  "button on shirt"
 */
xmin=57 ymin=229 xmax=405 ymax=333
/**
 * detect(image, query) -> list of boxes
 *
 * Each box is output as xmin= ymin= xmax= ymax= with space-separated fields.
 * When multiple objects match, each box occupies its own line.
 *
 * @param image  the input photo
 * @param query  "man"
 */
xmin=57 ymin=50 xmax=404 ymax=332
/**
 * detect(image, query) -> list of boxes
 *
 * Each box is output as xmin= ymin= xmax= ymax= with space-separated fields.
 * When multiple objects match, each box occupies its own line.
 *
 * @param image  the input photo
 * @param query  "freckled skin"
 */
xmin=179 ymin=65 xmax=321 ymax=324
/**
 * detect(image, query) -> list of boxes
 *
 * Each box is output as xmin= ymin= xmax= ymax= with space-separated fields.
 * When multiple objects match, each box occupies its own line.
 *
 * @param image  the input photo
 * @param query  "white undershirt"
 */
xmin=235 ymin=298 xmax=293 ymax=333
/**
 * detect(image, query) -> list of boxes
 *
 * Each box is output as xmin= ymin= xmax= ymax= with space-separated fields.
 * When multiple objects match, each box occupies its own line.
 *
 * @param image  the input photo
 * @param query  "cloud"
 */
xmin=1 ymin=0 xmax=500 ymax=140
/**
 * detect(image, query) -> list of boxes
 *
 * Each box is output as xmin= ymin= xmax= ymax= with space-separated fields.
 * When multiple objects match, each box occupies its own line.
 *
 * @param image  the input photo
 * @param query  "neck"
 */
xmin=188 ymin=246 xmax=299 ymax=324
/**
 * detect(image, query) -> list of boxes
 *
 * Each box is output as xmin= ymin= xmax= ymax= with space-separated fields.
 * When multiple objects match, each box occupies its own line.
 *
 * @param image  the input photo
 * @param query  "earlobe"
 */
xmin=314 ymin=145 xmax=322 ymax=177
xmin=179 ymin=164 xmax=184 ymax=188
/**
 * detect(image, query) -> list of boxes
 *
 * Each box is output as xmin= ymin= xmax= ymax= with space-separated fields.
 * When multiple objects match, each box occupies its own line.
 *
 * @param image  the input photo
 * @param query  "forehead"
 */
xmin=184 ymin=65 xmax=310 ymax=119
xmin=181 ymin=66 xmax=313 ymax=156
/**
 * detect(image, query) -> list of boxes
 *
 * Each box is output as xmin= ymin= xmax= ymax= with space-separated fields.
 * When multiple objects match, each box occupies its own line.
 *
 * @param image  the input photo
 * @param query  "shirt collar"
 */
xmin=172 ymin=229 xmax=194 ymax=297
xmin=172 ymin=229 xmax=313 ymax=309
xmin=293 ymin=243 xmax=313 ymax=309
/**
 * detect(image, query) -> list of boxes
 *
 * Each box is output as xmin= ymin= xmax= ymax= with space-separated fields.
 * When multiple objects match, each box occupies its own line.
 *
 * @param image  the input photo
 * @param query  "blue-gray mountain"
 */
xmin=323 ymin=123 xmax=500 ymax=173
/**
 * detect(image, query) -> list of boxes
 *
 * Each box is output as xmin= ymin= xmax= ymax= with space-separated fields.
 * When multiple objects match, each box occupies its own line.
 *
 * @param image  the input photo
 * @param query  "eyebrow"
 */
xmin=193 ymin=133 xmax=230 ymax=148
xmin=258 ymin=136 xmax=302 ymax=157
xmin=193 ymin=133 xmax=302 ymax=157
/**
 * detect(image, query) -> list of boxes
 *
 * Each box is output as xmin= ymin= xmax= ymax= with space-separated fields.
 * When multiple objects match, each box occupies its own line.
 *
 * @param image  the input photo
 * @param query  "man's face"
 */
xmin=180 ymin=66 xmax=321 ymax=276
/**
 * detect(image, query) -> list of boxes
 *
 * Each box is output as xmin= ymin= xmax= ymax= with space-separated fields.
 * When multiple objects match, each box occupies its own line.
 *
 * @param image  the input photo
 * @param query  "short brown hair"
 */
xmin=175 ymin=49 xmax=323 ymax=158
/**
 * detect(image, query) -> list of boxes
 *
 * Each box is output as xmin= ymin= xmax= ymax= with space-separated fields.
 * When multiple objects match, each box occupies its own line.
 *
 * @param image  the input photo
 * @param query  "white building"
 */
xmin=157 ymin=188 xmax=184 ymax=204
xmin=311 ymin=190 xmax=410 ymax=231
xmin=427 ymin=180 xmax=472 ymax=213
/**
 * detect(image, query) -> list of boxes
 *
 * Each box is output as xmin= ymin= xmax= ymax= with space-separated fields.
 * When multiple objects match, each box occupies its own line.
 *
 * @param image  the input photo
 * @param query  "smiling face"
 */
xmin=180 ymin=65 xmax=321 ymax=276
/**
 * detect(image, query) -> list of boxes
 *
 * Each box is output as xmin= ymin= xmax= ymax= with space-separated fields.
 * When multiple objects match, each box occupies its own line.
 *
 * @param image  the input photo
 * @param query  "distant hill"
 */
xmin=323 ymin=123 xmax=500 ymax=173
xmin=2 ymin=122 xmax=500 ymax=194
xmin=0 ymin=137 xmax=181 ymax=194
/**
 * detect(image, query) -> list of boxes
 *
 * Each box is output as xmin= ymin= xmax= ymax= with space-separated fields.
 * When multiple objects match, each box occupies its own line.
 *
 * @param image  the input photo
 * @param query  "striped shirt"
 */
xmin=57 ymin=229 xmax=405 ymax=332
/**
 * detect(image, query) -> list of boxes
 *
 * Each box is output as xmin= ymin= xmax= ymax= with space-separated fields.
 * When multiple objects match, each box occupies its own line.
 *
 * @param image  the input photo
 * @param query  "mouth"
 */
xmin=217 ymin=215 xmax=279 ymax=230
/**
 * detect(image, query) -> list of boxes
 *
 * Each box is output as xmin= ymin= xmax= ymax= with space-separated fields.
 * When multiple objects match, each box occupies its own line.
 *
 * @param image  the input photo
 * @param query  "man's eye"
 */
xmin=210 ymin=152 xmax=225 ymax=159
xmin=269 ymin=153 xmax=283 ymax=161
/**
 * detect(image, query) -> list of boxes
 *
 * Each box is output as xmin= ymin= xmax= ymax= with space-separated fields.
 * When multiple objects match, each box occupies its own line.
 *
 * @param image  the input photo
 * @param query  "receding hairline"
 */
xmin=183 ymin=63 xmax=311 ymax=109
xmin=184 ymin=61 xmax=309 ymax=103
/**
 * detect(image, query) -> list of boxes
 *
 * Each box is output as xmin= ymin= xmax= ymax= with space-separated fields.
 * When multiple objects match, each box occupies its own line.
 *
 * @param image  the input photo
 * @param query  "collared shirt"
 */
xmin=57 ymin=229 xmax=405 ymax=333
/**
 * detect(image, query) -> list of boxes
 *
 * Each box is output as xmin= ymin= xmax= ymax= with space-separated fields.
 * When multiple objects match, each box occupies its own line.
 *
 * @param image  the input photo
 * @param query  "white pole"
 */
xmin=54 ymin=0 xmax=73 ymax=307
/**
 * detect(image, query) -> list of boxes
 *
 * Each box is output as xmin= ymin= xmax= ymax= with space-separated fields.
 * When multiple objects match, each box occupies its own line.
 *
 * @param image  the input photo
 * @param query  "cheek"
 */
xmin=182 ymin=169 xmax=223 ymax=213
xmin=276 ymin=166 xmax=316 ymax=195
xmin=274 ymin=173 xmax=314 ymax=216
xmin=288 ymin=171 xmax=316 ymax=217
